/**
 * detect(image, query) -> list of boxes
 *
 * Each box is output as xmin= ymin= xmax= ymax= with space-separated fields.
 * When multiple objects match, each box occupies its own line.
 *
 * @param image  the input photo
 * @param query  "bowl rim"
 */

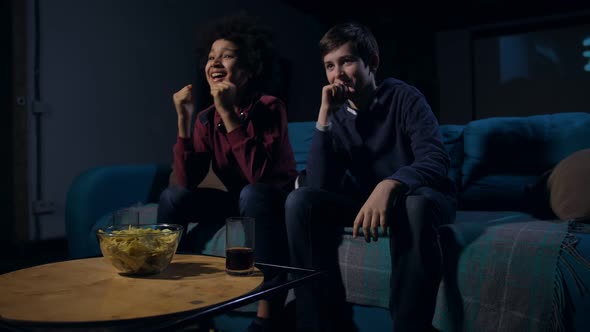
xmin=97 ymin=223 xmax=184 ymax=237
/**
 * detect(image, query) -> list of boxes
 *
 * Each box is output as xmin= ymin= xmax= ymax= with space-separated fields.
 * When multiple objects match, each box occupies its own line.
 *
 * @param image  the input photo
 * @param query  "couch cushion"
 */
xmin=461 ymin=112 xmax=590 ymax=210
xmin=548 ymin=148 xmax=590 ymax=222
xmin=439 ymin=125 xmax=464 ymax=190
xmin=453 ymin=210 xmax=532 ymax=224
xmin=287 ymin=121 xmax=316 ymax=171
xmin=459 ymin=175 xmax=539 ymax=210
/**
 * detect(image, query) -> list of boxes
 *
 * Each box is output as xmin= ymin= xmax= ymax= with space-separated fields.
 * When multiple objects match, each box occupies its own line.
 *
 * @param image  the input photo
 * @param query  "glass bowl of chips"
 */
xmin=96 ymin=224 xmax=183 ymax=275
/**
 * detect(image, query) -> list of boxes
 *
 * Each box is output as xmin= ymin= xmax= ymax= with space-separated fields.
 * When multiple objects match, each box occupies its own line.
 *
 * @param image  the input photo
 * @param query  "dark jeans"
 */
xmin=158 ymin=183 xmax=291 ymax=322
xmin=158 ymin=186 xmax=237 ymax=253
xmin=285 ymin=186 xmax=456 ymax=332
xmin=157 ymin=183 xmax=290 ymax=267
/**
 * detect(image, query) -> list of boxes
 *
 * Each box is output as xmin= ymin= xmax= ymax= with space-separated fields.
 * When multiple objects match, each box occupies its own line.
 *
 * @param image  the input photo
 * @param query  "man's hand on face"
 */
xmin=210 ymin=81 xmax=237 ymax=116
xmin=322 ymin=82 xmax=353 ymax=111
xmin=317 ymin=82 xmax=355 ymax=126
xmin=352 ymin=179 xmax=404 ymax=243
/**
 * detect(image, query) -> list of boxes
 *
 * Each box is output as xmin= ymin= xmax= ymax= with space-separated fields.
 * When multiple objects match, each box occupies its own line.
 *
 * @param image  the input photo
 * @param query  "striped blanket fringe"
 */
xmin=552 ymin=229 xmax=590 ymax=332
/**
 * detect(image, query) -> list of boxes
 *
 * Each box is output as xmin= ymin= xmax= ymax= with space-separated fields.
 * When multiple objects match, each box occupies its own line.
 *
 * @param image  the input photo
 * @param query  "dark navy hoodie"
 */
xmin=306 ymin=78 xmax=456 ymax=200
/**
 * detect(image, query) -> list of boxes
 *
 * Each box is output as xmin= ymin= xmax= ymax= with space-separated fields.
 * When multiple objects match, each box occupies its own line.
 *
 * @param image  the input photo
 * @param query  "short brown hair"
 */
xmin=319 ymin=22 xmax=379 ymax=67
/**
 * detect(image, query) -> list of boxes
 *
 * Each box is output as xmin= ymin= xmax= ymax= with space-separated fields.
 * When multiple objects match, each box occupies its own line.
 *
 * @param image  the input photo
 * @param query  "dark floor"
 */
xmin=0 ymin=238 xmax=69 ymax=274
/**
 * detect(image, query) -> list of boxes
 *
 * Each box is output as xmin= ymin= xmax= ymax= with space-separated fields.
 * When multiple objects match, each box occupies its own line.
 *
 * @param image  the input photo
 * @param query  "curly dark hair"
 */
xmin=195 ymin=13 xmax=278 ymax=95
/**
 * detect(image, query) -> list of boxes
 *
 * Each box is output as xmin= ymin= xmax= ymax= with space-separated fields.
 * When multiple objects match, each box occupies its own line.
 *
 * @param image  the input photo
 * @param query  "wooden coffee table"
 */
xmin=0 ymin=254 xmax=320 ymax=331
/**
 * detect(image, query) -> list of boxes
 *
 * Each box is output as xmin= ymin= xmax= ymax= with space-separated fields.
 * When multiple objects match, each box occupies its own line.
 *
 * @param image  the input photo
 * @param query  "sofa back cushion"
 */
xmin=287 ymin=121 xmax=316 ymax=171
xmin=460 ymin=112 xmax=590 ymax=210
xmin=439 ymin=125 xmax=465 ymax=189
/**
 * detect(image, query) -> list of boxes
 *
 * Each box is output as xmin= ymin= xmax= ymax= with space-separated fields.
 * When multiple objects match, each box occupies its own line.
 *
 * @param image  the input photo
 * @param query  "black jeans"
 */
xmin=285 ymin=186 xmax=456 ymax=332
xmin=157 ymin=183 xmax=290 ymax=268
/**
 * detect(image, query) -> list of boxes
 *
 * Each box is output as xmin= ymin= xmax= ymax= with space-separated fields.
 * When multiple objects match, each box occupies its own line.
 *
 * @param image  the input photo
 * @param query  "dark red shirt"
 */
xmin=173 ymin=95 xmax=297 ymax=193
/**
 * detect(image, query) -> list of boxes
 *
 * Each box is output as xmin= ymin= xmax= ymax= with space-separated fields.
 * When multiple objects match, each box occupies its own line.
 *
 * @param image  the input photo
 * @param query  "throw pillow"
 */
xmin=547 ymin=148 xmax=590 ymax=222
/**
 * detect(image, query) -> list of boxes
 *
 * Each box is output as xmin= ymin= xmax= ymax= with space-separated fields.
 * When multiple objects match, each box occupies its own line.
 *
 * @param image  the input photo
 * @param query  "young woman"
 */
xmin=158 ymin=14 xmax=296 ymax=331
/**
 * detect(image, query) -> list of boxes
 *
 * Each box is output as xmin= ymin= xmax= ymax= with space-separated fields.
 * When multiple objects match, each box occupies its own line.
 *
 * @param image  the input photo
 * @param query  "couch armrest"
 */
xmin=65 ymin=164 xmax=171 ymax=258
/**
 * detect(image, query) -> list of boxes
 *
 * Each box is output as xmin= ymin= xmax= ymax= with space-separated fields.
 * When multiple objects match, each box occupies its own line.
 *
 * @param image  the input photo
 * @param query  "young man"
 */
xmin=285 ymin=22 xmax=456 ymax=332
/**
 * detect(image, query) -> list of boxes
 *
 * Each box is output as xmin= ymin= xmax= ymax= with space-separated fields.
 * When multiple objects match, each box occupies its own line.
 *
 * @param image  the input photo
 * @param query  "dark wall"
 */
xmin=21 ymin=0 xmax=326 ymax=240
xmin=438 ymin=14 xmax=590 ymax=123
xmin=371 ymin=17 xmax=439 ymax=118
xmin=276 ymin=14 xmax=442 ymax=120
xmin=281 ymin=0 xmax=590 ymax=122
xmin=1 ymin=0 xmax=14 ymax=246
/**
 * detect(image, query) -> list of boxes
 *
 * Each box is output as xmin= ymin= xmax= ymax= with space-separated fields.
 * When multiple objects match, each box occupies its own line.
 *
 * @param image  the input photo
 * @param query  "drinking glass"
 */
xmin=225 ymin=217 xmax=255 ymax=276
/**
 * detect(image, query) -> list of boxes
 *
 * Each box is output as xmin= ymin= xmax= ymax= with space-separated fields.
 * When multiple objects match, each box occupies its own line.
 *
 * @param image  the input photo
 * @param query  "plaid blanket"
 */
xmin=338 ymin=231 xmax=392 ymax=308
xmin=433 ymin=217 xmax=588 ymax=332
xmin=109 ymin=204 xmax=589 ymax=328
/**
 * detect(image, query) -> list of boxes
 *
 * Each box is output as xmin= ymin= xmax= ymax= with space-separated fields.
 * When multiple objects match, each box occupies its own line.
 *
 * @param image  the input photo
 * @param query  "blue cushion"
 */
xmin=440 ymin=125 xmax=465 ymax=190
xmin=462 ymin=112 xmax=590 ymax=188
xmin=459 ymin=175 xmax=539 ymax=210
xmin=88 ymin=211 xmax=116 ymax=258
xmin=287 ymin=121 xmax=316 ymax=171
xmin=65 ymin=164 xmax=171 ymax=258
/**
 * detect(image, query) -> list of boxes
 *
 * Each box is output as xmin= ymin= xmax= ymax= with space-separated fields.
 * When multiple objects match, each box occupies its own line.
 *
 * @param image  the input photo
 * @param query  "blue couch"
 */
xmin=65 ymin=112 xmax=590 ymax=331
